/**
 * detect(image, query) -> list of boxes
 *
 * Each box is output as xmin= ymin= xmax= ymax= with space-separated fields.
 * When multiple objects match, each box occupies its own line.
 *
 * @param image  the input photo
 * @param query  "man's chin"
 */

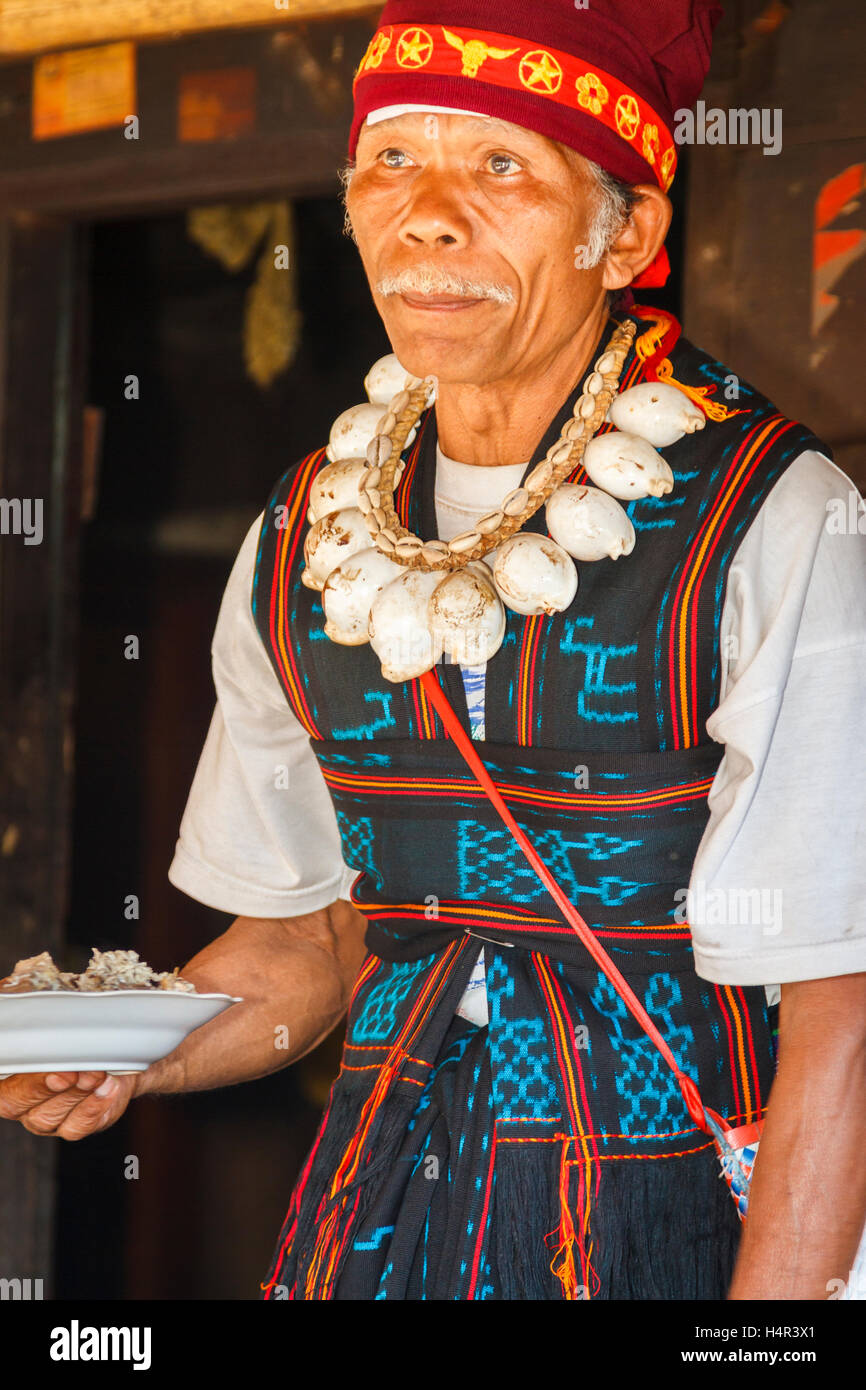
xmin=381 ymin=300 xmax=508 ymax=380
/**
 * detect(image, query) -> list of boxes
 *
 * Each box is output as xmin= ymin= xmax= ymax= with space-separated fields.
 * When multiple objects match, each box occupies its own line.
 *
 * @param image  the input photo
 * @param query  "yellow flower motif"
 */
xmin=642 ymin=123 xmax=660 ymax=165
xmin=660 ymin=145 xmax=676 ymax=189
xmin=575 ymin=72 xmax=609 ymax=116
xmin=355 ymin=29 xmax=392 ymax=80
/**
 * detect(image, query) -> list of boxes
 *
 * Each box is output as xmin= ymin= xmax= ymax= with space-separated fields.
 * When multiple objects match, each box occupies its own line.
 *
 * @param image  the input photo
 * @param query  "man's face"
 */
xmin=347 ymin=112 xmax=608 ymax=388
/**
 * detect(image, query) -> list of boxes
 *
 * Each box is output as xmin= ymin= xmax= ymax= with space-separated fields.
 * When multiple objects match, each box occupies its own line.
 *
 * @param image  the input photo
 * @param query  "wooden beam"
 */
xmin=0 ymin=23 xmax=373 ymax=219
xmin=0 ymin=0 xmax=379 ymax=60
xmin=0 ymin=130 xmax=348 ymax=218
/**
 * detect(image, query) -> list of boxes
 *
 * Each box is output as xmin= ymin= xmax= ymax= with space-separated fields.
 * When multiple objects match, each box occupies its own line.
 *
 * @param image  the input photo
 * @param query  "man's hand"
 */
xmin=0 ymin=1071 xmax=139 ymax=1141
xmin=728 ymin=971 xmax=866 ymax=1299
xmin=0 ymin=902 xmax=368 ymax=1132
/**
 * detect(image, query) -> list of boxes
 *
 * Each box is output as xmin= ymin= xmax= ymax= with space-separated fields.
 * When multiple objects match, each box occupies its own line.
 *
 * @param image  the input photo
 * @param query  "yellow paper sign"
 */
xmin=33 ymin=41 xmax=136 ymax=140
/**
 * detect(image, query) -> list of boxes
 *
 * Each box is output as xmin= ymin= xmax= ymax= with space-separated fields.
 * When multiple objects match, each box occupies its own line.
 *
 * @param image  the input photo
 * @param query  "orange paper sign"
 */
xmin=32 ymin=41 xmax=136 ymax=140
xmin=178 ymin=68 xmax=256 ymax=143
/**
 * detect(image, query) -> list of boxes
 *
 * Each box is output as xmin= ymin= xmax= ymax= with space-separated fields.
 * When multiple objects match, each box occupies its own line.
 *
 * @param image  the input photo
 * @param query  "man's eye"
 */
xmin=381 ymin=148 xmax=411 ymax=167
xmin=486 ymin=153 xmax=520 ymax=174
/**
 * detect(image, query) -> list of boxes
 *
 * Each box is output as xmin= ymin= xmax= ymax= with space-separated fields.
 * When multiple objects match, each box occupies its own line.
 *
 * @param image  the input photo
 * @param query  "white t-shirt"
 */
xmin=168 ymin=445 xmax=866 ymax=991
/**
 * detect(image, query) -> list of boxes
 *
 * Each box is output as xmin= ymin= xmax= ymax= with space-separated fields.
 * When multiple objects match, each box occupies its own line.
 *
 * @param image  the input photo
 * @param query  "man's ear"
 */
xmin=602 ymin=185 xmax=672 ymax=291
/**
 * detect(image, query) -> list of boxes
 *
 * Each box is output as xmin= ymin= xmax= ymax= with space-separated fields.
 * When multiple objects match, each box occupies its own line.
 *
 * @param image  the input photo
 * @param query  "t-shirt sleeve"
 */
xmin=688 ymin=451 xmax=866 ymax=985
xmin=167 ymin=513 xmax=357 ymax=917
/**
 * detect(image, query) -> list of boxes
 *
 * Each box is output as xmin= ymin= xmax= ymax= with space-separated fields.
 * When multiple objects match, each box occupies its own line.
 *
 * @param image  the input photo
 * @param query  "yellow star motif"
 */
xmin=614 ymin=93 xmax=641 ymax=141
xmin=518 ymin=49 xmax=563 ymax=95
xmin=396 ymin=27 xmax=434 ymax=68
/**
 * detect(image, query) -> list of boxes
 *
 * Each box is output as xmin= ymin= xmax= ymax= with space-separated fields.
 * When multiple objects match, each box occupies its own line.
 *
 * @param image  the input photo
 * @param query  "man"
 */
xmin=2 ymin=0 xmax=865 ymax=1300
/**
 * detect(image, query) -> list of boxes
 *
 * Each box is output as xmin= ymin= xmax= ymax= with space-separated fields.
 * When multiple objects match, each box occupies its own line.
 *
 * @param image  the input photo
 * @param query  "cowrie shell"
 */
xmin=449 ymin=531 xmax=481 ymax=554
xmin=503 ymin=488 xmax=529 ymax=517
xmin=526 ymin=460 xmax=554 ymax=491
xmin=422 ymin=544 xmax=448 ymax=564
xmin=366 ymin=435 xmax=391 ymax=468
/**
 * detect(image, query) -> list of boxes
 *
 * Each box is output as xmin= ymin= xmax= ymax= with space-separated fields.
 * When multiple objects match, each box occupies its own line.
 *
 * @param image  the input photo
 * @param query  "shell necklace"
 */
xmin=358 ymin=317 xmax=636 ymax=569
xmin=303 ymin=316 xmax=708 ymax=681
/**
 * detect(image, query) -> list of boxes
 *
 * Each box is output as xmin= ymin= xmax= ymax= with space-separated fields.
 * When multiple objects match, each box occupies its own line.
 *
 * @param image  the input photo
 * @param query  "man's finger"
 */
xmin=52 ymin=1079 xmax=136 ymax=1142
xmin=17 ymin=1088 xmax=116 ymax=1135
xmin=19 ymin=1084 xmax=122 ymax=1139
xmin=0 ymin=1071 xmax=108 ymax=1120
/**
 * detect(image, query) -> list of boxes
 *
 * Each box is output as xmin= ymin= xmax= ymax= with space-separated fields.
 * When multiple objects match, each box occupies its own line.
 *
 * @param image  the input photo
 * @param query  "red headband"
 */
xmin=351 ymin=23 xmax=677 ymax=192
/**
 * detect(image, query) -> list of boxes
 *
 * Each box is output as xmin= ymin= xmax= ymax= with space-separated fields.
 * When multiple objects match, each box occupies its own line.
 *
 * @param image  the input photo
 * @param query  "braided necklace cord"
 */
xmin=356 ymin=317 xmax=637 ymax=572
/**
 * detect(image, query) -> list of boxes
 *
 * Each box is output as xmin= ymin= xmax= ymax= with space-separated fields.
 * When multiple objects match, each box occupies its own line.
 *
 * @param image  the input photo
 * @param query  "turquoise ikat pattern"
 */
xmin=350 ymin=954 xmax=436 ymax=1044
xmin=589 ymin=969 xmax=698 ymax=1136
xmin=456 ymin=820 xmax=644 ymax=907
xmin=486 ymin=954 xmax=559 ymax=1120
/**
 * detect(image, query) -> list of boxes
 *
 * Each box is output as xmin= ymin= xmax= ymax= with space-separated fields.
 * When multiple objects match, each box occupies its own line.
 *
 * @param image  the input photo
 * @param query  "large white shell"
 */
xmin=607 ymin=383 xmax=705 ymax=447
xmin=545 ymin=484 xmax=635 ymax=561
xmin=322 ymin=547 xmax=402 ymax=645
xmin=327 ymin=403 xmax=387 ymax=463
xmin=302 ymin=507 xmax=371 ymax=591
xmin=492 ymin=533 xmax=578 ymax=616
xmin=429 ymin=566 xmax=505 ymax=665
xmin=327 ymin=401 xmax=418 ymax=463
xmin=364 ymin=354 xmax=412 ymax=405
xmin=368 ymin=569 xmax=444 ymax=681
xmin=307 ymin=458 xmax=367 ymax=524
xmin=582 ymin=431 xmax=674 ymax=500
xmin=365 ymin=353 xmax=437 ymax=408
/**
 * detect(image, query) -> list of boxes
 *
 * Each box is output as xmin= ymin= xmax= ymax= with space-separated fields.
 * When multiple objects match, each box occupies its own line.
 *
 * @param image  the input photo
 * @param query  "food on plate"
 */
xmin=0 ymin=948 xmax=196 ymax=994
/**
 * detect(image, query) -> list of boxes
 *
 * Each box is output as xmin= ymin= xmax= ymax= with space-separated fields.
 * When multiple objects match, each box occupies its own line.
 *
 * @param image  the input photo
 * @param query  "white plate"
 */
xmin=0 ymin=989 xmax=242 ymax=1076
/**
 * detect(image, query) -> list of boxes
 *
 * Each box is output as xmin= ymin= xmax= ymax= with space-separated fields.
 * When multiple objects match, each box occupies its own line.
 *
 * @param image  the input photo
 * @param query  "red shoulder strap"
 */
xmin=418 ymin=668 xmax=713 ymax=1135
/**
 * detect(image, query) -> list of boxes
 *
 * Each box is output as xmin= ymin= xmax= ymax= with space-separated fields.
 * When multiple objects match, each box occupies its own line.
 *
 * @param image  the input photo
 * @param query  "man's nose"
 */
xmin=397 ymin=169 xmax=472 ymax=249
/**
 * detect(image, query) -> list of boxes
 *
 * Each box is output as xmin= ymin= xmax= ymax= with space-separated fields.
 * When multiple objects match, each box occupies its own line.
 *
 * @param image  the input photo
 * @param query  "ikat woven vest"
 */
xmin=250 ymin=309 xmax=825 ymax=976
xmin=253 ymin=309 xmax=828 ymax=1301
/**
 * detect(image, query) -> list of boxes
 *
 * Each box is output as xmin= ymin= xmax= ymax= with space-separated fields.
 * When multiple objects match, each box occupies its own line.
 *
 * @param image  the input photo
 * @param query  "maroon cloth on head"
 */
xmin=350 ymin=0 xmax=723 ymax=187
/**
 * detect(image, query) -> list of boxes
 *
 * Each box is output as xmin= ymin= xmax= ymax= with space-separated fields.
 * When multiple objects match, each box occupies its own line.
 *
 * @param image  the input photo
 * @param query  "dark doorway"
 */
xmin=54 ymin=193 xmax=390 ymax=1299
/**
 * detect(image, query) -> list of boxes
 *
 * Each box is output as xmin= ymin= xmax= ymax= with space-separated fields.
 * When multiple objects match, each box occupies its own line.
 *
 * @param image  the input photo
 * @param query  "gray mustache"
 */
xmin=376 ymin=265 xmax=514 ymax=304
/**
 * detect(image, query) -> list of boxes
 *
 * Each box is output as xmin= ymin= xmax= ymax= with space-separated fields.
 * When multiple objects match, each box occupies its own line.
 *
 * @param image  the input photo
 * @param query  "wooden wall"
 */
xmin=685 ymin=0 xmax=866 ymax=487
xmin=0 ymin=13 xmax=376 ymax=1297
xmin=0 ymin=18 xmax=376 ymax=216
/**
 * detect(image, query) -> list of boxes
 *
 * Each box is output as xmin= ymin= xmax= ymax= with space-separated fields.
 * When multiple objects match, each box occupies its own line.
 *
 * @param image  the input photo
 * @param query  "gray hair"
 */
xmin=581 ymin=159 xmax=641 ymax=266
xmin=338 ymin=153 xmax=640 ymax=267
